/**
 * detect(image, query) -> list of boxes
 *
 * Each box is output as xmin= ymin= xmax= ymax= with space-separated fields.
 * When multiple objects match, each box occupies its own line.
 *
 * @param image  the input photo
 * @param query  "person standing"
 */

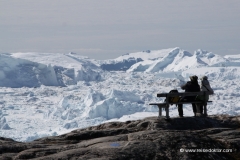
xmin=178 ymin=75 xmax=200 ymax=117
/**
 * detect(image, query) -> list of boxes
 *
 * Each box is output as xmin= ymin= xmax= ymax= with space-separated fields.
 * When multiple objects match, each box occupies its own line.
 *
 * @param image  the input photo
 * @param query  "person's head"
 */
xmin=200 ymin=76 xmax=208 ymax=80
xmin=190 ymin=75 xmax=198 ymax=82
xmin=201 ymin=76 xmax=209 ymax=85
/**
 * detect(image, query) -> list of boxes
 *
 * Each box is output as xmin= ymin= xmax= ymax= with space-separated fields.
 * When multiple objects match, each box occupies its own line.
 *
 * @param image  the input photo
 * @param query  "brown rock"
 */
xmin=0 ymin=115 xmax=239 ymax=160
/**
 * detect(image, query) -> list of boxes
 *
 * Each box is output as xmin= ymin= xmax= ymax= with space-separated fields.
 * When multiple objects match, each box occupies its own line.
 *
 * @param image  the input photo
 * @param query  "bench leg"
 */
xmin=165 ymin=104 xmax=170 ymax=119
xmin=203 ymin=104 xmax=208 ymax=116
xmin=156 ymin=104 xmax=170 ymax=119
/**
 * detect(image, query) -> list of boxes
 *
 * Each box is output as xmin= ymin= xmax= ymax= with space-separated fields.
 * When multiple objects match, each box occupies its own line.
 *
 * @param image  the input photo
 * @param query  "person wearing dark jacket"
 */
xmin=178 ymin=75 xmax=200 ymax=117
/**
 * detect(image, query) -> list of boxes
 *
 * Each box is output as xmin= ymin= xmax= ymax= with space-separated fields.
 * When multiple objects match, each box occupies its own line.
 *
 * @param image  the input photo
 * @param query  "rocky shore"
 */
xmin=1 ymin=115 xmax=240 ymax=160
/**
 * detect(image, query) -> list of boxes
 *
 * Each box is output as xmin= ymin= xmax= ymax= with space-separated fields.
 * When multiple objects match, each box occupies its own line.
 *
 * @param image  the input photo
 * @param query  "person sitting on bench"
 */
xmin=196 ymin=76 xmax=214 ymax=116
xmin=178 ymin=75 xmax=200 ymax=117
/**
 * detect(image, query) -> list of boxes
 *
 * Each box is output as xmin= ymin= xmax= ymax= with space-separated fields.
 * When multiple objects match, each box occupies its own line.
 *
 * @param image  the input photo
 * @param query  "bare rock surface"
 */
xmin=1 ymin=115 xmax=240 ymax=160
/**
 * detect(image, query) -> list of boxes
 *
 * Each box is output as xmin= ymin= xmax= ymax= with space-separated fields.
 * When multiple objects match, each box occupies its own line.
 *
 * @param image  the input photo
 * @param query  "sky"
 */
xmin=1 ymin=0 xmax=240 ymax=60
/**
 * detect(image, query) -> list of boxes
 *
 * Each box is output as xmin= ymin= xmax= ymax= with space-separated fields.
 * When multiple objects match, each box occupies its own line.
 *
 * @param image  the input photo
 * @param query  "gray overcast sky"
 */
xmin=1 ymin=0 xmax=240 ymax=59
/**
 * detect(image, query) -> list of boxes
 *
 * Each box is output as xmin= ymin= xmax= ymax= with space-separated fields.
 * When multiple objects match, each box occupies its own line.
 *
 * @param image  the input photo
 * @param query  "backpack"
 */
xmin=167 ymin=89 xmax=180 ymax=105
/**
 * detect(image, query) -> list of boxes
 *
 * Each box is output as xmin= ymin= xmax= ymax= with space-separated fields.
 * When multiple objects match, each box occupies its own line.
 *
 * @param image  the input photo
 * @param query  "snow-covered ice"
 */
xmin=0 ymin=47 xmax=240 ymax=142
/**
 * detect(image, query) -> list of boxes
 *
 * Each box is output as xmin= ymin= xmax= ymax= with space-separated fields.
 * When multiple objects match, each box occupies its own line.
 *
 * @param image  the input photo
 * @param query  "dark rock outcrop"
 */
xmin=0 ymin=115 xmax=240 ymax=160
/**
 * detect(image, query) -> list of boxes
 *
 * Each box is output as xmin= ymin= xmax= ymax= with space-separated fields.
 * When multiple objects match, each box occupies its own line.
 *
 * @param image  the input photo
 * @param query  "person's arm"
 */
xmin=204 ymin=84 xmax=214 ymax=94
xmin=181 ymin=83 xmax=187 ymax=90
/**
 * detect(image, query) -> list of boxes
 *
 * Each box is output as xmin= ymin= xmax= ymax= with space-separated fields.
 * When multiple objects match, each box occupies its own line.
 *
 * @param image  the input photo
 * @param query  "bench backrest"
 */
xmin=157 ymin=91 xmax=208 ymax=98
xmin=157 ymin=91 xmax=210 ymax=103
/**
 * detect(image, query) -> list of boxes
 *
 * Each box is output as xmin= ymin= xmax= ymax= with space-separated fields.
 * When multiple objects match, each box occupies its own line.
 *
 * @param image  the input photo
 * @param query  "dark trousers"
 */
xmin=178 ymin=96 xmax=196 ymax=116
xmin=196 ymin=104 xmax=207 ymax=114
xmin=192 ymin=103 xmax=201 ymax=113
xmin=178 ymin=104 xmax=183 ymax=116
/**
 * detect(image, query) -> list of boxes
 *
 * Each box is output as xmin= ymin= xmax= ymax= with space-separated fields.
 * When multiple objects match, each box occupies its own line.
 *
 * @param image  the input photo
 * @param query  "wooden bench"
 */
xmin=149 ymin=91 xmax=212 ymax=119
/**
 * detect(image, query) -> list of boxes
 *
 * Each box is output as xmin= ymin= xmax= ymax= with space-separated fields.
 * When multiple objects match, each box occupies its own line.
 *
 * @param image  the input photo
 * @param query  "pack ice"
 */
xmin=0 ymin=48 xmax=240 ymax=142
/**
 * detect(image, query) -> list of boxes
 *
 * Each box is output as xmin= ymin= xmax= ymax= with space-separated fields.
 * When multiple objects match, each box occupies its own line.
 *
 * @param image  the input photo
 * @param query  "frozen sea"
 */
xmin=1 ymin=48 xmax=240 ymax=142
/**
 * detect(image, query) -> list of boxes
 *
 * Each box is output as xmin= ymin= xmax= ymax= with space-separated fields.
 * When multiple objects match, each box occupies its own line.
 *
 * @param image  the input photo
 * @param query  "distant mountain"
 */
xmin=194 ymin=49 xmax=229 ymax=66
xmin=100 ymin=47 xmax=232 ymax=72
xmin=132 ymin=48 xmax=207 ymax=72
xmin=99 ymin=48 xmax=173 ymax=71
